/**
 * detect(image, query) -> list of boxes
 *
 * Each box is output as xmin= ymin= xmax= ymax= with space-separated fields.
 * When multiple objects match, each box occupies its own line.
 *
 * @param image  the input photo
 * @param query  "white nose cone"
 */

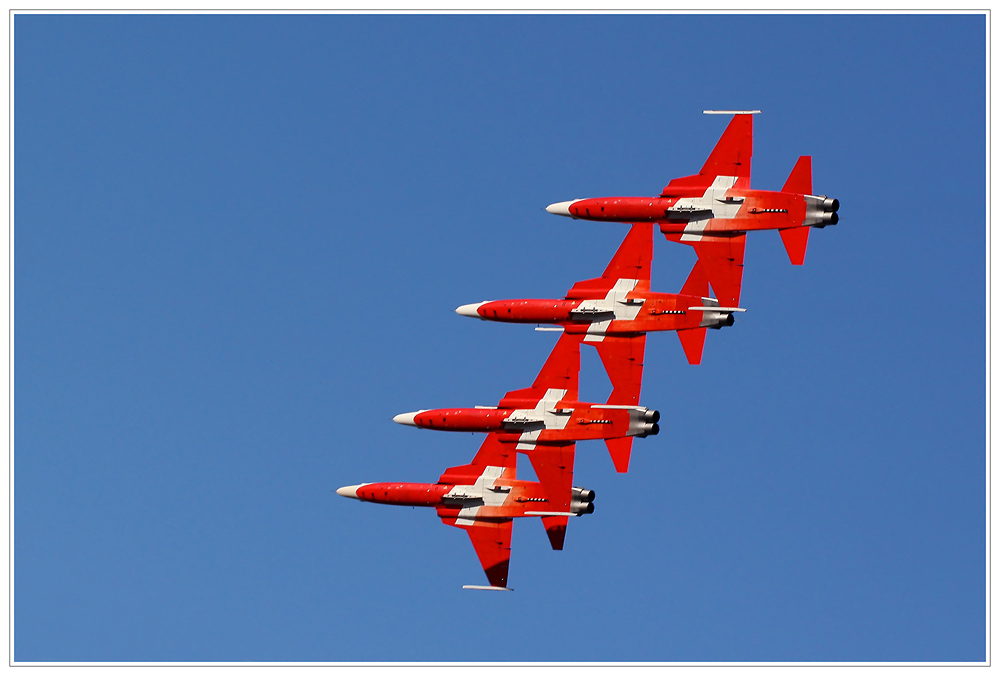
xmin=392 ymin=411 xmax=424 ymax=426
xmin=545 ymin=199 xmax=582 ymax=217
xmin=337 ymin=484 xmax=367 ymax=499
xmin=455 ymin=301 xmax=487 ymax=318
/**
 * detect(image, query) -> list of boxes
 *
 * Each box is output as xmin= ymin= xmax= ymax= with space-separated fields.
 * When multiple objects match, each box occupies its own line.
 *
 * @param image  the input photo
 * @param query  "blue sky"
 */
xmin=14 ymin=13 xmax=986 ymax=662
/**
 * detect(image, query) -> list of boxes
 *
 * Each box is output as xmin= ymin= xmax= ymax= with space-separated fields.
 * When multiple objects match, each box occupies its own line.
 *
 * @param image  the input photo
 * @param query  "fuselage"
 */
xmin=337 ymin=479 xmax=593 ymax=519
xmin=549 ymin=189 xmax=838 ymax=233
xmin=464 ymin=292 xmax=733 ymax=334
xmin=395 ymin=401 xmax=658 ymax=442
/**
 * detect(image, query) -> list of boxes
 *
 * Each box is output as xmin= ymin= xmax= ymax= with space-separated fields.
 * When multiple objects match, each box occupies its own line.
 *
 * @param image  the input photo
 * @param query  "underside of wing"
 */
xmin=591 ymin=334 xmax=647 ymax=407
xmin=665 ymin=232 xmax=747 ymax=307
xmin=698 ymin=113 xmax=753 ymax=189
xmin=525 ymin=443 xmax=575 ymax=549
xmin=453 ymin=519 xmax=513 ymax=589
xmin=501 ymin=333 xmax=582 ymax=407
xmin=566 ymin=223 xmax=653 ymax=298
xmin=438 ymin=433 xmax=516 ymax=485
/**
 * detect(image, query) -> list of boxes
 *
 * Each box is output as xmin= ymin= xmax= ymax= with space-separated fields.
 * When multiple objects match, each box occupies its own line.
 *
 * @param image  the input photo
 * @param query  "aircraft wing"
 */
xmin=438 ymin=432 xmax=516 ymax=485
xmin=592 ymin=333 xmax=646 ymax=407
xmin=499 ymin=332 xmax=582 ymax=407
xmin=664 ymin=231 xmax=746 ymax=308
xmin=524 ymin=443 xmax=576 ymax=550
xmin=697 ymin=113 xmax=753 ymax=189
xmin=455 ymin=518 xmax=514 ymax=590
xmin=565 ymin=223 xmax=653 ymax=298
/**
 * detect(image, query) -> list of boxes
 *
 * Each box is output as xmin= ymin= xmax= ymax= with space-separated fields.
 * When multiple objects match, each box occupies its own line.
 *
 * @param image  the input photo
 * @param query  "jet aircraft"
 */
xmin=454 ymin=222 xmax=744 ymax=379
xmin=338 ymin=432 xmax=594 ymax=590
xmin=544 ymin=111 xmax=839 ymax=307
xmin=394 ymin=332 xmax=657 ymax=473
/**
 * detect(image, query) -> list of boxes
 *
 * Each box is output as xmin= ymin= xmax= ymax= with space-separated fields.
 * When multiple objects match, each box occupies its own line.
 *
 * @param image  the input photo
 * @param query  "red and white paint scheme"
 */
xmin=394 ymin=332 xmax=657 ymax=473
xmin=338 ymin=433 xmax=593 ymax=590
xmin=455 ymin=222 xmax=744 ymax=378
xmin=545 ymin=111 xmax=839 ymax=307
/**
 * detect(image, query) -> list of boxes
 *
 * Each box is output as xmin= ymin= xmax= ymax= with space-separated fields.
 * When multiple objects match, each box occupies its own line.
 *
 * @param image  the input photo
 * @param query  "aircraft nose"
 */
xmin=545 ymin=200 xmax=581 ymax=217
xmin=392 ymin=411 xmax=423 ymax=426
xmin=455 ymin=302 xmax=487 ymax=318
xmin=336 ymin=484 xmax=365 ymax=499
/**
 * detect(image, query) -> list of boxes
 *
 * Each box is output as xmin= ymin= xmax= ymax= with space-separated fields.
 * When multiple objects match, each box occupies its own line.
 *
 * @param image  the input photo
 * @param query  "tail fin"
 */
xmin=779 ymin=226 xmax=811 ymax=266
xmin=541 ymin=515 xmax=568 ymax=550
xmin=566 ymin=223 xmax=653 ymax=298
xmin=676 ymin=327 xmax=708 ymax=365
xmin=781 ymin=155 xmax=813 ymax=195
xmin=605 ymin=436 xmax=633 ymax=473
xmin=777 ymin=157 xmax=813 ymax=266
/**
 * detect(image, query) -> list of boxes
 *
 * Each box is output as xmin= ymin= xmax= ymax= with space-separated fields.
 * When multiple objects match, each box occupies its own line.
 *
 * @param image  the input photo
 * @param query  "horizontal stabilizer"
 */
xmin=779 ymin=225 xmax=811 ymax=266
xmin=463 ymin=585 xmax=513 ymax=591
xmin=541 ymin=514 xmax=569 ymax=550
xmin=677 ymin=327 xmax=708 ymax=365
xmin=688 ymin=306 xmax=746 ymax=313
xmin=605 ymin=436 xmax=633 ymax=474
xmin=781 ymin=155 xmax=813 ymax=196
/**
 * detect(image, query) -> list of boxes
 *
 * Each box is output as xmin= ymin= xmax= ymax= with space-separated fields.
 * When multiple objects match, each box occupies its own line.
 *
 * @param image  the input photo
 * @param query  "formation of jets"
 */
xmin=338 ymin=111 xmax=839 ymax=590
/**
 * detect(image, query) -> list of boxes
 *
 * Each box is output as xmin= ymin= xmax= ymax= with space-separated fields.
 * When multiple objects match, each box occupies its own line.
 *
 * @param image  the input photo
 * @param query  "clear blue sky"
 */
xmin=14 ymin=13 xmax=986 ymax=662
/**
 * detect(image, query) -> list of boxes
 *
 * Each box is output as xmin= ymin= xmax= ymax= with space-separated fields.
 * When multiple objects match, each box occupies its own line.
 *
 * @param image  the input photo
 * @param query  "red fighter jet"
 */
xmin=394 ymin=332 xmax=658 ymax=473
xmin=454 ymin=222 xmax=744 ymax=390
xmin=544 ymin=110 xmax=839 ymax=307
xmin=337 ymin=432 xmax=594 ymax=590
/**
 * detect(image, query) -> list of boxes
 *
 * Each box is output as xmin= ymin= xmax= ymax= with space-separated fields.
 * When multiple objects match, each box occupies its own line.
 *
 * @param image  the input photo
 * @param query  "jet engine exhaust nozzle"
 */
xmin=635 ymin=422 xmax=659 ymax=438
xmin=571 ymin=486 xmax=596 ymax=515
